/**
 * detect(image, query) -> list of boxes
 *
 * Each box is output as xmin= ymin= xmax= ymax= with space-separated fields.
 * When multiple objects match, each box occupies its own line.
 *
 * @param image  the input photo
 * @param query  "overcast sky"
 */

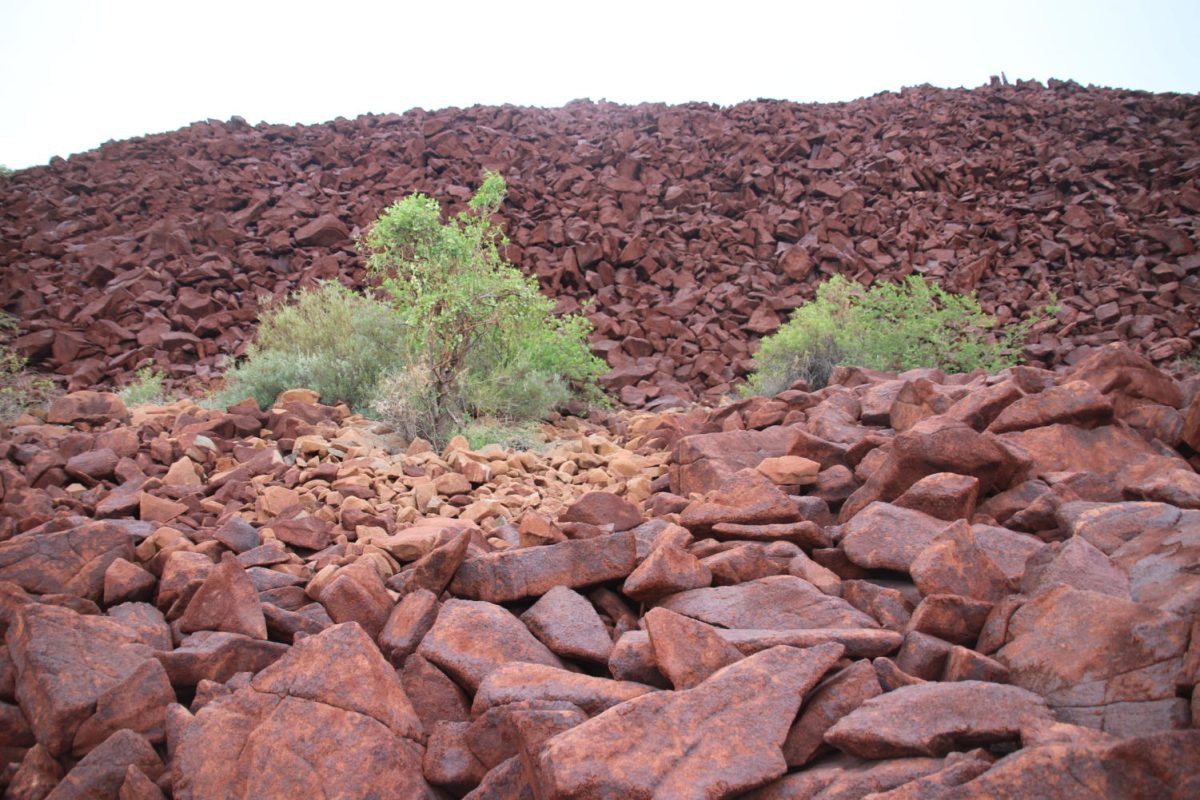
xmin=2 ymin=0 xmax=1198 ymax=169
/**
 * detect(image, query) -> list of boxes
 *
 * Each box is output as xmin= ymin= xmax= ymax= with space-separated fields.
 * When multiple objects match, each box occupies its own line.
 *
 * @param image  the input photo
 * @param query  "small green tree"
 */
xmin=746 ymin=274 xmax=1054 ymax=394
xmin=362 ymin=171 xmax=605 ymax=442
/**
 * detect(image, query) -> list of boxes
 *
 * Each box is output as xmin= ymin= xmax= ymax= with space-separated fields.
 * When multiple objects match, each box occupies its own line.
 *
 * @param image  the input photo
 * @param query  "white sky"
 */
xmin=2 ymin=0 xmax=1198 ymax=169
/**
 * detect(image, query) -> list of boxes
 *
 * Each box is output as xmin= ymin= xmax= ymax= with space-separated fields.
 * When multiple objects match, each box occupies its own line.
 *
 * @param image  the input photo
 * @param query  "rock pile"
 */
xmin=0 ymin=343 xmax=1197 ymax=797
xmin=2 ymin=83 xmax=1198 ymax=405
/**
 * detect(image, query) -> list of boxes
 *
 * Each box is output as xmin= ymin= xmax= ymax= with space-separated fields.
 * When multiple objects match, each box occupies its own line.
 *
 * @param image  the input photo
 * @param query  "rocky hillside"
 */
xmin=0 ymin=344 xmax=1198 ymax=796
xmin=2 ymin=82 xmax=1198 ymax=405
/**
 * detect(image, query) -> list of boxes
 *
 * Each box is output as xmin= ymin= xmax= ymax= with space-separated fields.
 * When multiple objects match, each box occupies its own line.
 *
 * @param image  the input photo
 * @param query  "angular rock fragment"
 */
xmin=532 ymin=644 xmax=844 ymax=799
xmin=449 ymin=531 xmax=636 ymax=603
xmin=644 ymin=606 xmax=744 ymax=689
xmin=657 ymin=575 xmax=880 ymax=631
xmin=520 ymin=585 xmax=613 ymax=664
xmin=418 ymin=599 xmax=564 ymax=692
xmin=825 ymin=680 xmax=1053 ymax=758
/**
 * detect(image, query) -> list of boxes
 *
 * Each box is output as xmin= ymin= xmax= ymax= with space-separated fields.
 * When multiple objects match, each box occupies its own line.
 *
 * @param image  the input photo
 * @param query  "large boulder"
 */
xmin=172 ymin=623 xmax=433 ymax=799
xmin=531 ymin=644 xmax=844 ymax=799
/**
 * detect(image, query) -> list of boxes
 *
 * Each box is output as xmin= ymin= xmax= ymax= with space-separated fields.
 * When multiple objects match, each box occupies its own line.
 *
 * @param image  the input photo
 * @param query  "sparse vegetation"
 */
xmin=212 ymin=280 xmax=409 ymax=412
xmin=215 ymin=173 xmax=606 ymax=446
xmin=745 ymin=275 xmax=1056 ymax=394
xmin=362 ymin=170 xmax=606 ymax=444
xmin=118 ymin=367 xmax=169 ymax=406
xmin=0 ymin=165 xmax=13 ymax=180
xmin=0 ymin=314 xmax=56 ymax=423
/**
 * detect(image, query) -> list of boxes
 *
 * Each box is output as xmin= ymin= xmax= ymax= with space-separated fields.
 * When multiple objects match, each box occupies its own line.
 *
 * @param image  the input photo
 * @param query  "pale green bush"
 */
xmin=746 ymin=275 xmax=1055 ymax=393
xmin=213 ymin=281 xmax=409 ymax=411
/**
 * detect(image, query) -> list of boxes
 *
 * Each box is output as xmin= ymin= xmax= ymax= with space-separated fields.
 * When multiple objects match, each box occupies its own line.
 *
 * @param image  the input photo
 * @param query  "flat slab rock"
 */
xmin=936 ymin=729 xmax=1200 ymax=799
xmin=449 ymin=531 xmax=637 ymax=603
xmin=172 ymin=623 xmax=433 ymax=798
xmin=824 ymin=680 xmax=1054 ymax=758
xmin=8 ymin=602 xmax=156 ymax=757
xmin=996 ymin=585 xmax=1190 ymax=737
xmin=656 ymin=575 xmax=880 ymax=631
xmin=418 ymin=599 xmax=564 ymax=692
xmin=531 ymin=643 xmax=844 ymax=799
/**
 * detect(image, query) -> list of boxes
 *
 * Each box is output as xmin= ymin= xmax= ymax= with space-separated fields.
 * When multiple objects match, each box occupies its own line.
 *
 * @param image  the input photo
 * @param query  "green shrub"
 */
xmin=459 ymin=419 xmax=545 ymax=452
xmin=212 ymin=281 xmax=409 ymax=412
xmin=0 ymin=315 xmax=56 ymax=423
xmin=746 ymin=275 xmax=1053 ymax=394
xmin=0 ymin=166 xmax=12 ymax=180
xmin=119 ymin=367 xmax=168 ymax=406
xmin=363 ymin=171 xmax=606 ymax=443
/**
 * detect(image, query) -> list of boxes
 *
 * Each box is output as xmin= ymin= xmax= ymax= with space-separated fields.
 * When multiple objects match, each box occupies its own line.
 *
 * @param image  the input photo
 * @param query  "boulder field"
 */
xmin=0 ymin=343 xmax=1198 ymax=797
xmin=1 ymin=83 xmax=1198 ymax=406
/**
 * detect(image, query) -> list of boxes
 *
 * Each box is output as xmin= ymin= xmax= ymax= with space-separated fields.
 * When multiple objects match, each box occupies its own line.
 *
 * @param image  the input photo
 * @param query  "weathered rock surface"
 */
xmin=825 ymin=680 xmax=1054 ymax=758
xmin=532 ymin=644 xmax=844 ymax=799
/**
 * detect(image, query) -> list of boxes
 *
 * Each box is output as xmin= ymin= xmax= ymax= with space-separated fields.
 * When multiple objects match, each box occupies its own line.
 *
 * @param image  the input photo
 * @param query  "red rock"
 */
xmin=997 ymin=586 xmax=1190 ymax=737
xmin=944 ymin=379 xmax=1024 ymax=430
xmin=933 ymin=729 xmax=1200 ymax=799
xmin=893 ymin=472 xmax=980 ymax=520
xmin=71 ymin=659 xmax=173 ymax=756
xmin=783 ymin=659 xmax=882 ymax=767
xmin=710 ymin=520 xmax=830 ymax=547
xmin=210 ymin=517 xmax=261 ymax=553
xmin=621 ymin=542 xmax=712 ymax=602
xmin=177 ymin=552 xmax=267 ymax=639
xmin=449 ymin=531 xmax=637 ymax=603
xmin=531 ymin=644 xmax=844 ymax=799
xmin=998 ymin=423 xmax=1190 ymax=494
xmin=418 ymin=599 xmax=564 ymax=692
xmin=318 ymin=559 xmax=392 ymax=639
xmin=942 ymin=644 xmax=1012 ymax=683
xmin=657 ymin=575 xmax=880 ymax=631
xmin=840 ymin=419 xmax=1023 ymax=522
xmin=64 ymin=448 xmax=119 ymax=482
xmin=840 ymin=502 xmax=952 ymax=573
xmin=907 ymin=594 xmax=993 ymax=646
xmin=385 ymin=530 xmax=470 ymax=596
xmin=987 ymin=380 xmax=1113 ymax=433
xmin=45 ymin=729 xmax=162 ymax=800
xmin=909 ymin=521 xmax=1012 ymax=601
xmin=8 ymin=603 xmax=155 ymax=757
xmin=1020 ymin=535 xmax=1131 ymax=598
xmin=1066 ymin=343 xmax=1184 ymax=409
xmin=401 ymin=654 xmax=471 ymax=729
xmin=679 ymin=468 xmax=801 ymax=532
xmin=154 ymin=631 xmax=287 ymax=687
xmin=46 ymin=392 xmax=129 ymax=427
xmin=1108 ymin=507 xmax=1200 ymax=616
xmin=293 ymin=214 xmax=350 ymax=248
xmin=558 ymin=491 xmax=642 ymax=531
xmin=102 ymin=558 xmax=156 ymax=605
xmin=0 ymin=521 xmax=134 ymax=601
xmin=670 ymin=428 xmax=796 ymax=496
xmin=825 ymin=680 xmax=1053 ymax=758
xmin=743 ymin=752 xmax=978 ymax=799
xmin=6 ymin=743 xmax=64 ymax=800
xmin=842 ymin=579 xmax=916 ymax=632
xmin=378 ymin=588 xmax=439 ymax=665
xmin=472 ymin=663 xmax=655 ymax=717
xmin=118 ymin=765 xmax=165 ymax=800
xmin=890 ymin=378 xmax=957 ymax=432
xmin=465 ymin=700 xmax=585 ymax=770
xmin=264 ymin=515 xmax=331 ymax=550
xmin=173 ymin=634 xmax=432 ymax=798
xmin=644 ymin=607 xmax=744 ymax=690
xmin=520 ymin=586 xmax=613 ymax=664
xmin=756 ymin=455 xmax=820 ymax=485
xmin=423 ymin=721 xmax=486 ymax=793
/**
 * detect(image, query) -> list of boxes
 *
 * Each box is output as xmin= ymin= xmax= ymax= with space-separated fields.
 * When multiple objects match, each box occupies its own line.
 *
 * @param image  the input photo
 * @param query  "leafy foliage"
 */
xmin=118 ymin=367 xmax=168 ymax=406
xmin=0 ymin=314 xmax=56 ymax=423
xmin=213 ymin=281 xmax=409 ymax=412
xmin=363 ymin=171 xmax=606 ymax=443
xmin=746 ymin=275 xmax=1054 ymax=394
